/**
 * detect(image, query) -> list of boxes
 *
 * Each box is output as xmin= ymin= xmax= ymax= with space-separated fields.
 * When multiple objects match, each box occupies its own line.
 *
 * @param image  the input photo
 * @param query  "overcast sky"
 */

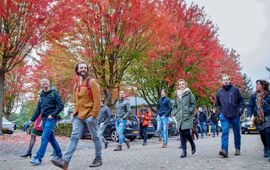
xmin=187 ymin=0 xmax=270 ymax=85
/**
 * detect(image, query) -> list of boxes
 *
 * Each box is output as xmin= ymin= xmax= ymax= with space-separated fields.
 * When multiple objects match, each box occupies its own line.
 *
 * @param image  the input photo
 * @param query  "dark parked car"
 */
xmin=151 ymin=116 xmax=178 ymax=137
xmin=82 ymin=115 xmax=139 ymax=141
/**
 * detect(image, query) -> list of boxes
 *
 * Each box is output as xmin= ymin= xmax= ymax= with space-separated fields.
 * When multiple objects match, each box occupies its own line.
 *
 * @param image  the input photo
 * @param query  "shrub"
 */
xmin=54 ymin=122 xmax=72 ymax=137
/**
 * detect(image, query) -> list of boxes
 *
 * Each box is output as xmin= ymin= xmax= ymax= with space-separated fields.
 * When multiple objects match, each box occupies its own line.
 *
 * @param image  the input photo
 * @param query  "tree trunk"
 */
xmin=0 ymin=70 xmax=5 ymax=135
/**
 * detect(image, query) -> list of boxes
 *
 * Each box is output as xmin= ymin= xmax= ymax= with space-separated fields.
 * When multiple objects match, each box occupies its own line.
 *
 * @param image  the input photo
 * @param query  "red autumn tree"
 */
xmin=0 ymin=0 xmax=63 ymax=134
xmin=51 ymin=0 xmax=172 ymax=108
xmin=30 ymin=44 xmax=78 ymax=103
xmin=4 ymin=63 xmax=32 ymax=119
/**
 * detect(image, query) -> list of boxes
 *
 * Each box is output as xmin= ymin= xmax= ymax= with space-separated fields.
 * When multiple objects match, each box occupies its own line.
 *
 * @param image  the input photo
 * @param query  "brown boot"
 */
xmin=114 ymin=145 xmax=122 ymax=151
xmin=51 ymin=158 xmax=69 ymax=170
xmin=125 ymin=139 xmax=130 ymax=149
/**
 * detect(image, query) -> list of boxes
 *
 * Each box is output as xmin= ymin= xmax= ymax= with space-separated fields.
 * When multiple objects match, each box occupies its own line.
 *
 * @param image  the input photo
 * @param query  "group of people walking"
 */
xmin=20 ymin=61 xmax=270 ymax=169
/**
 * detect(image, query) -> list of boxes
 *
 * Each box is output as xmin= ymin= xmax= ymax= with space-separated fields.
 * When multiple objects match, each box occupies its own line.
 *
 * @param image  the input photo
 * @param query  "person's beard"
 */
xmin=79 ymin=70 xmax=88 ymax=77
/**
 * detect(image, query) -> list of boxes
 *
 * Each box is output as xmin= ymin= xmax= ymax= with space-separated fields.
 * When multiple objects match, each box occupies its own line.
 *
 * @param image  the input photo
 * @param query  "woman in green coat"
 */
xmin=173 ymin=79 xmax=197 ymax=158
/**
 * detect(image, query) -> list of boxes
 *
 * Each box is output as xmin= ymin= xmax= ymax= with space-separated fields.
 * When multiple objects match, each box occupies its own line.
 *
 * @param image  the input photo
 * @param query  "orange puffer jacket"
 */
xmin=137 ymin=109 xmax=151 ymax=126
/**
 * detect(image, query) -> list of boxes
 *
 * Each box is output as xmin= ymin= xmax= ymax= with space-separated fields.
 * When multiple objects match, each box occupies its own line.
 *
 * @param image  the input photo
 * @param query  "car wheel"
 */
xmin=111 ymin=129 xmax=119 ymax=142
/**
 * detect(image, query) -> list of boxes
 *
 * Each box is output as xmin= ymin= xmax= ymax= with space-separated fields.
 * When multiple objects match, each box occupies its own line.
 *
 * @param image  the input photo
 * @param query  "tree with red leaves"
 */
xmin=0 ymin=0 xmax=61 ymax=134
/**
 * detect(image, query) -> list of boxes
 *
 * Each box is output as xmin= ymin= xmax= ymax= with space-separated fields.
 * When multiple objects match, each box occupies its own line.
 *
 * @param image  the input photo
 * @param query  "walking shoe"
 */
xmin=219 ymin=150 xmax=228 ymax=158
xmin=30 ymin=158 xmax=41 ymax=166
xmin=104 ymin=141 xmax=108 ymax=149
xmin=162 ymin=144 xmax=167 ymax=148
xmin=21 ymin=151 xmax=32 ymax=158
xmin=142 ymin=142 xmax=147 ymax=146
xmin=114 ymin=145 xmax=122 ymax=151
xmin=191 ymin=146 xmax=196 ymax=155
xmin=180 ymin=150 xmax=187 ymax=158
xmin=51 ymin=158 xmax=69 ymax=170
xmin=125 ymin=139 xmax=130 ymax=149
xmin=235 ymin=149 xmax=241 ymax=156
xmin=89 ymin=157 xmax=102 ymax=168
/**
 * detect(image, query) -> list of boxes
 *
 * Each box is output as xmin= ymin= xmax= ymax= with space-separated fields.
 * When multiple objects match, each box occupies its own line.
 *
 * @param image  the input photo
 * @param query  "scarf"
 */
xmin=256 ymin=91 xmax=267 ymax=123
xmin=177 ymin=88 xmax=190 ymax=99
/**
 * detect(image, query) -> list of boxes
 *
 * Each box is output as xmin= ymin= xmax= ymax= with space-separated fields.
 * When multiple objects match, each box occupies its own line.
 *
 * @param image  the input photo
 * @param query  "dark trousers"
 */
xmin=139 ymin=124 xmax=148 ymax=144
xmin=260 ymin=127 xmax=270 ymax=153
xmin=180 ymin=129 xmax=195 ymax=150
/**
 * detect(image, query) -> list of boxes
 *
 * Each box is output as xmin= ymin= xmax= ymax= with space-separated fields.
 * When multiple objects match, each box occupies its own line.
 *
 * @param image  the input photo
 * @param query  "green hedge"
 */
xmin=54 ymin=123 xmax=72 ymax=137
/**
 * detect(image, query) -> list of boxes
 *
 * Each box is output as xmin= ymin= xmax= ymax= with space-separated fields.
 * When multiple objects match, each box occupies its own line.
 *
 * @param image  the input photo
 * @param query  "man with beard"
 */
xmin=52 ymin=61 xmax=102 ymax=169
xmin=216 ymin=74 xmax=244 ymax=158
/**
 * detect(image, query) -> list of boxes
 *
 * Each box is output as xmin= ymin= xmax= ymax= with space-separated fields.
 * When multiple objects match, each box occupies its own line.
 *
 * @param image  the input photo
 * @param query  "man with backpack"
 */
xmin=29 ymin=79 xmax=64 ymax=166
xmin=52 ymin=61 xmax=102 ymax=169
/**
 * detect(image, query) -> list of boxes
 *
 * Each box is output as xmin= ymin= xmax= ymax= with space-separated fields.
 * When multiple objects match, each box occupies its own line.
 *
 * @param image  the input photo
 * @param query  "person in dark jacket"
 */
xmin=114 ymin=90 xmax=131 ymax=151
xmin=247 ymin=79 xmax=270 ymax=161
xmin=216 ymin=74 xmax=245 ymax=157
xmin=173 ymin=79 xmax=196 ymax=158
xmin=30 ymin=79 xmax=64 ymax=166
xmin=97 ymin=99 xmax=111 ymax=149
xmin=198 ymin=107 xmax=207 ymax=138
xmin=210 ymin=109 xmax=219 ymax=137
xmin=157 ymin=89 xmax=172 ymax=148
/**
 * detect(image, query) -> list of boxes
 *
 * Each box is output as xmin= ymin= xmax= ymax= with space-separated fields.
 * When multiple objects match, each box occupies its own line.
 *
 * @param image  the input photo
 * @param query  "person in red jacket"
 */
xmin=137 ymin=104 xmax=151 ymax=146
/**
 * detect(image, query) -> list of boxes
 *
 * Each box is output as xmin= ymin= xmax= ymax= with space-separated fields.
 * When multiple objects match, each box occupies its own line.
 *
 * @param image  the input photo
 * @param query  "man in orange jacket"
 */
xmin=52 ymin=61 xmax=102 ymax=169
xmin=137 ymin=104 xmax=151 ymax=146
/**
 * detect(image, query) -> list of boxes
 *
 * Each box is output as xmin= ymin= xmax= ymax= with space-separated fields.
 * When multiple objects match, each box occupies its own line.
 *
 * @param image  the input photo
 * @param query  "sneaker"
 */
xmin=142 ymin=142 xmax=147 ymax=146
xmin=219 ymin=150 xmax=228 ymax=158
xmin=162 ymin=144 xmax=167 ymax=148
xmin=30 ymin=158 xmax=41 ymax=166
xmin=235 ymin=149 xmax=241 ymax=156
xmin=89 ymin=157 xmax=102 ymax=168
xmin=51 ymin=158 xmax=69 ymax=170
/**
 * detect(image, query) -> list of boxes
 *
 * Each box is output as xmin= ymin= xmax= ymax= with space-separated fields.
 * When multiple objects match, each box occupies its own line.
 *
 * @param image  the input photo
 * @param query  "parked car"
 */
xmin=82 ymin=115 xmax=139 ymax=141
xmin=241 ymin=117 xmax=259 ymax=134
xmin=151 ymin=116 xmax=179 ymax=137
xmin=2 ymin=117 xmax=16 ymax=134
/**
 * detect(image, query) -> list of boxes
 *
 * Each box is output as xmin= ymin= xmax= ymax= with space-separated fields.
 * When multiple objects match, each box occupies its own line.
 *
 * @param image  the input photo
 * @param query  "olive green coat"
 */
xmin=173 ymin=90 xmax=196 ymax=130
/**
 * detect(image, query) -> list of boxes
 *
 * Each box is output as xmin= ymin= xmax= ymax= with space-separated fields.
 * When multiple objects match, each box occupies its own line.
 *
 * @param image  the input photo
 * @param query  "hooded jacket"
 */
xmin=216 ymin=84 xmax=245 ymax=118
xmin=31 ymin=89 xmax=64 ymax=121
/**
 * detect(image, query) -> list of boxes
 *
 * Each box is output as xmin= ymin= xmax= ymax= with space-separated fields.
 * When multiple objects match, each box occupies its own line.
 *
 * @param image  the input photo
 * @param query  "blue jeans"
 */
xmin=98 ymin=122 xmax=108 ymax=147
xmin=63 ymin=116 xmax=101 ymax=162
xmin=115 ymin=119 xmax=127 ymax=145
xmin=219 ymin=114 xmax=241 ymax=152
xmin=139 ymin=124 xmax=148 ymax=144
xmin=157 ymin=115 xmax=169 ymax=145
xmin=199 ymin=122 xmax=207 ymax=137
xmin=35 ymin=118 xmax=62 ymax=161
